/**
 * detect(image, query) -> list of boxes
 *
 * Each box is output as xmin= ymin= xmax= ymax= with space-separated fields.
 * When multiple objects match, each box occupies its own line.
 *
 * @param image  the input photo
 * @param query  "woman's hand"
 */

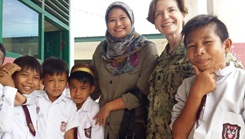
xmin=93 ymin=103 xmax=111 ymax=126
xmin=93 ymin=97 xmax=126 ymax=126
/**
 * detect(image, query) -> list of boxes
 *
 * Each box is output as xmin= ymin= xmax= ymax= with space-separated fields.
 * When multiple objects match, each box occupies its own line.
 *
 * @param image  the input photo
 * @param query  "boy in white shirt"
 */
xmin=68 ymin=63 xmax=104 ymax=139
xmin=171 ymin=14 xmax=245 ymax=139
xmin=33 ymin=56 xmax=79 ymax=139
xmin=3 ymin=56 xmax=79 ymax=139
xmin=0 ymin=55 xmax=43 ymax=139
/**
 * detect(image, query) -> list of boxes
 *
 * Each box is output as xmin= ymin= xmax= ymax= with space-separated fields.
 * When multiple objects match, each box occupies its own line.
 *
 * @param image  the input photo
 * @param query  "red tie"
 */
xmin=22 ymin=105 xmax=36 ymax=136
xmin=196 ymin=95 xmax=207 ymax=121
xmin=74 ymin=127 xmax=78 ymax=139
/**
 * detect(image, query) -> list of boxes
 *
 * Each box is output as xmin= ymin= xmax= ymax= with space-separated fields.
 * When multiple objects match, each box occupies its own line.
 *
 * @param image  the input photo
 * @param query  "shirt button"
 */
xmin=107 ymin=122 xmax=110 ymax=126
xmin=110 ymin=81 xmax=112 ymax=84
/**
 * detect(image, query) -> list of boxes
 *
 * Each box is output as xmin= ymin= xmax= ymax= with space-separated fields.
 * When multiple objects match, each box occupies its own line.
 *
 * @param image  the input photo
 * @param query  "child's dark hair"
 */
xmin=13 ymin=55 xmax=43 ymax=78
xmin=69 ymin=63 xmax=94 ymax=86
xmin=42 ymin=56 xmax=69 ymax=78
xmin=182 ymin=14 xmax=229 ymax=46
xmin=0 ymin=43 xmax=6 ymax=63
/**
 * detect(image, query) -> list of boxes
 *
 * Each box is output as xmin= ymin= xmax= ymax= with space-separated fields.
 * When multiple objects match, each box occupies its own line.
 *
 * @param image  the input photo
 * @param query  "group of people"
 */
xmin=0 ymin=0 xmax=245 ymax=139
xmin=0 ymin=54 xmax=104 ymax=139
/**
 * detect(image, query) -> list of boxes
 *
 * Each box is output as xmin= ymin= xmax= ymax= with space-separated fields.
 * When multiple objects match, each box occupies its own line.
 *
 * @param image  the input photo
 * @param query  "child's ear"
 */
xmin=224 ymin=38 xmax=232 ymax=53
xmin=90 ymin=85 xmax=95 ymax=94
xmin=39 ymin=80 xmax=44 ymax=90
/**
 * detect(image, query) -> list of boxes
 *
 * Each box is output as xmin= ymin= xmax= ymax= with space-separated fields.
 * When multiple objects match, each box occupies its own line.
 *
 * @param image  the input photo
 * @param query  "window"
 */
xmin=2 ymin=0 xmax=39 ymax=58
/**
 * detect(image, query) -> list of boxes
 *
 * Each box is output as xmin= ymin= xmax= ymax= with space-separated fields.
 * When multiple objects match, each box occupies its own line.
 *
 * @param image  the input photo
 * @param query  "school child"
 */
xmin=171 ymin=14 xmax=245 ymax=139
xmin=68 ymin=63 xmax=104 ymax=139
xmin=0 ymin=55 xmax=43 ymax=138
xmin=33 ymin=56 xmax=78 ymax=139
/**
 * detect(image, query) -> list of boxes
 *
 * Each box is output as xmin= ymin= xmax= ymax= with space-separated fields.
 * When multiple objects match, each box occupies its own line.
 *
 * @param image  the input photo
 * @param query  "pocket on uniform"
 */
xmin=212 ymin=111 xmax=245 ymax=139
xmin=84 ymin=121 xmax=92 ymax=138
xmin=60 ymin=117 xmax=68 ymax=133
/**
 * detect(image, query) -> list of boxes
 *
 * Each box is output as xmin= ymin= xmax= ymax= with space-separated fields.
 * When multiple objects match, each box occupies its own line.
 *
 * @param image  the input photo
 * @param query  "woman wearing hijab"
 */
xmin=91 ymin=1 xmax=158 ymax=139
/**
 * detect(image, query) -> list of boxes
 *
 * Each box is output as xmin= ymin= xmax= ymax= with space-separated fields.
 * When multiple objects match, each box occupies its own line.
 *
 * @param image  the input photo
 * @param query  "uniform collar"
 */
xmin=78 ymin=96 xmax=93 ymax=112
xmin=215 ymin=62 xmax=235 ymax=77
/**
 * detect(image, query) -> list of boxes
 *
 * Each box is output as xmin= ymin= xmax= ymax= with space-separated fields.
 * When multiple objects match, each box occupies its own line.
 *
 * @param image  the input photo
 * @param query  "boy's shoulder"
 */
xmin=61 ymin=93 xmax=74 ymax=103
xmin=80 ymin=96 xmax=99 ymax=112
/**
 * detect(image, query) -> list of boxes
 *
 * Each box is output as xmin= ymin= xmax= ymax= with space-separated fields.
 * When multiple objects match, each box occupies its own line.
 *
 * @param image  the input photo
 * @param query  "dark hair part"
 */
xmin=69 ymin=63 xmax=94 ymax=86
xmin=0 ymin=43 xmax=6 ymax=64
xmin=13 ymin=55 xmax=43 ymax=78
xmin=69 ymin=72 xmax=94 ymax=86
xmin=182 ymin=14 xmax=229 ymax=46
xmin=147 ymin=0 xmax=188 ymax=24
xmin=42 ymin=56 xmax=69 ymax=78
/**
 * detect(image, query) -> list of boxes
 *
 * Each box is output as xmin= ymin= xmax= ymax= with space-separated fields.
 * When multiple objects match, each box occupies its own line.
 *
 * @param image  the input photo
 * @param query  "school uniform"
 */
xmin=77 ymin=96 xmax=104 ymax=139
xmin=0 ymin=85 xmax=38 ymax=139
xmin=0 ymin=84 xmax=17 ymax=132
xmin=171 ymin=62 xmax=245 ymax=139
xmin=35 ymin=89 xmax=79 ymax=139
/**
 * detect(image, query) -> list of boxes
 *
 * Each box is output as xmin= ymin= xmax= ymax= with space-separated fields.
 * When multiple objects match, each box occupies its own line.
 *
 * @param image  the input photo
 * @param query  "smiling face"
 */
xmin=43 ymin=73 xmax=68 ymax=102
xmin=13 ymin=68 xmax=41 ymax=95
xmin=154 ymin=0 xmax=184 ymax=36
xmin=107 ymin=7 xmax=132 ymax=39
xmin=69 ymin=79 xmax=95 ymax=109
xmin=186 ymin=24 xmax=231 ymax=71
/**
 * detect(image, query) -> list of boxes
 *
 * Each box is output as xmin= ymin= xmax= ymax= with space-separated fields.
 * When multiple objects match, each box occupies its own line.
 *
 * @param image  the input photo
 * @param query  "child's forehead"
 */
xmin=190 ymin=24 xmax=216 ymax=34
xmin=44 ymin=72 xmax=67 ymax=78
xmin=70 ymin=78 xmax=90 ymax=84
xmin=187 ymin=25 xmax=217 ymax=38
xmin=20 ymin=67 xmax=40 ymax=74
xmin=69 ymin=79 xmax=93 ymax=89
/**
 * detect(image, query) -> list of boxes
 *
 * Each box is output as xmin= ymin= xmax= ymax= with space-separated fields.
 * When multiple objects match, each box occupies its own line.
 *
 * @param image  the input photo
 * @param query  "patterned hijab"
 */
xmin=101 ymin=1 xmax=151 ymax=75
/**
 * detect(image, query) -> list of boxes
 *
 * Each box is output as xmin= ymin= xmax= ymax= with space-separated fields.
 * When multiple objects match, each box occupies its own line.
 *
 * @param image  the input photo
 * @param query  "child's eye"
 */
xmin=187 ymin=44 xmax=195 ymax=49
xmin=21 ymin=73 xmax=28 ymax=76
xmin=34 ymin=76 xmax=40 ymax=80
xmin=203 ymin=40 xmax=212 ymax=44
xmin=59 ymin=79 xmax=65 ymax=82
xmin=69 ymin=86 xmax=75 ymax=90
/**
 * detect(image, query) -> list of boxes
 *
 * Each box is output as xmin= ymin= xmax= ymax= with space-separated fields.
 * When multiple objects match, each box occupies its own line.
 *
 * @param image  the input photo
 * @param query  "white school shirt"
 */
xmin=171 ymin=62 xmax=245 ymax=139
xmin=77 ymin=96 xmax=104 ymax=139
xmin=0 ymin=84 xmax=17 ymax=132
xmin=35 ymin=89 xmax=79 ymax=139
xmin=0 ymin=85 xmax=38 ymax=139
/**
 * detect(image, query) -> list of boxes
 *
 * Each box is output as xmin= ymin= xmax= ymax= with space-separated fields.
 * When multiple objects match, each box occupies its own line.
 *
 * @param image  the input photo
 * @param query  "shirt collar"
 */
xmin=78 ymin=96 xmax=93 ymax=112
xmin=215 ymin=62 xmax=235 ymax=77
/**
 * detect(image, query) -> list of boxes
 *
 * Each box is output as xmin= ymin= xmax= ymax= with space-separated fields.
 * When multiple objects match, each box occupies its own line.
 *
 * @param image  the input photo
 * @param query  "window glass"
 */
xmin=2 ymin=0 xmax=39 ymax=58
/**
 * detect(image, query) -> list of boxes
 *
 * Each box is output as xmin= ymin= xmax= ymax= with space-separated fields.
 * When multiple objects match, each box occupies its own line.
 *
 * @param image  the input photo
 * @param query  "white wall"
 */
xmin=207 ymin=0 xmax=245 ymax=43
